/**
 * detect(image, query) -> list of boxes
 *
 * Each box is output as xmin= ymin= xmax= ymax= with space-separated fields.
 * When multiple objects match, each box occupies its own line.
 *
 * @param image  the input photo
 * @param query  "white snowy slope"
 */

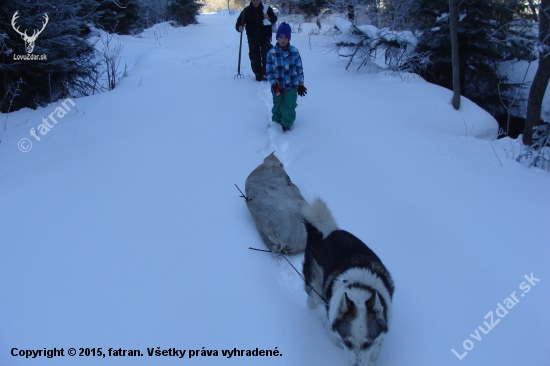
xmin=1 ymin=13 xmax=549 ymax=366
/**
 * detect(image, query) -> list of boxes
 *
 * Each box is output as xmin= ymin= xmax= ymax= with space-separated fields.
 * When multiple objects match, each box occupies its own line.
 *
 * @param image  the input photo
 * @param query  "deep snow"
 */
xmin=1 ymin=13 xmax=549 ymax=366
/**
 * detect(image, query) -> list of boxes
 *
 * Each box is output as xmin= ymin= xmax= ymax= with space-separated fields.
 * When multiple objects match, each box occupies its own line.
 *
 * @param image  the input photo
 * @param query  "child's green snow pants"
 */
xmin=271 ymin=88 xmax=298 ymax=129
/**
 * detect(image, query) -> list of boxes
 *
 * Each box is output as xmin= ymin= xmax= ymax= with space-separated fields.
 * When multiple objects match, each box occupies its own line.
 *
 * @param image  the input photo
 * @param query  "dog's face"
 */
xmin=329 ymin=290 xmax=388 ymax=366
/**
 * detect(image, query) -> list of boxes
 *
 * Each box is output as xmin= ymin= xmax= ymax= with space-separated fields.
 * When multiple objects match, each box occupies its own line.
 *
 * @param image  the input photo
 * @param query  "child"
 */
xmin=266 ymin=22 xmax=307 ymax=132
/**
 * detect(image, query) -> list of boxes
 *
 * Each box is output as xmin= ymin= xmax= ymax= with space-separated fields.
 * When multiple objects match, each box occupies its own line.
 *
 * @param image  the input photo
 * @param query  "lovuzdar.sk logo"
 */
xmin=11 ymin=11 xmax=48 ymax=60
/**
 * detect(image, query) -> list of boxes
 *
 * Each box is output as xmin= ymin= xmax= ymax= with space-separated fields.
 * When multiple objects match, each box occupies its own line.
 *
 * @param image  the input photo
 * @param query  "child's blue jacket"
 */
xmin=266 ymin=43 xmax=304 ymax=91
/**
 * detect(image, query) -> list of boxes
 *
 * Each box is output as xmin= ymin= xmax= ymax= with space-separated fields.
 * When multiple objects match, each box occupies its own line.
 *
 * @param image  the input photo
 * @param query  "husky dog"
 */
xmin=301 ymin=198 xmax=394 ymax=366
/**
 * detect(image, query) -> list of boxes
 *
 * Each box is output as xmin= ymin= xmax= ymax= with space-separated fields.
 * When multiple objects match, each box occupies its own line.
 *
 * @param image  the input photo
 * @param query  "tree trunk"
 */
xmin=523 ymin=0 xmax=550 ymax=146
xmin=449 ymin=0 xmax=461 ymax=110
xmin=2 ymin=53 xmax=6 ymax=113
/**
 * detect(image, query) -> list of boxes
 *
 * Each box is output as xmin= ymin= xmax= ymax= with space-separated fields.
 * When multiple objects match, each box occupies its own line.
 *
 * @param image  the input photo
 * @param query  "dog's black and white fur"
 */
xmin=301 ymin=198 xmax=394 ymax=366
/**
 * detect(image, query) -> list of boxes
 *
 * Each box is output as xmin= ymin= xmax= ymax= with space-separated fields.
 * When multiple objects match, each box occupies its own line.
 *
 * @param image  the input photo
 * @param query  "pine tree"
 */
xmin=1 ymin=0 xmax=98 ymax=112
xmin=94 ymin=0 xmax=145 ymax=35
xmin=138 ymin=0 xmax=170 ymax=28
xmin=296 ymin=0 xmax=329 ymax=18
xmin=523 ymin=0 xmax=550 ymax=145
xmin=415 ymin=0 xmax=534 ymax=115
xmin=167 ymin=0 xmax=204 ymax=27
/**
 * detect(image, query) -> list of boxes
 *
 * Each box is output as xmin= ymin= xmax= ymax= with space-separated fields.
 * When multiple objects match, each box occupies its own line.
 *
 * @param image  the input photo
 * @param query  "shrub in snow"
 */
xmin=96 ymin=31 xmax=125 ymax=91
xmin=518 ymin=124 xmax=550 ymax=171
xmin=332 ymin=17 xmax=419 ymax=73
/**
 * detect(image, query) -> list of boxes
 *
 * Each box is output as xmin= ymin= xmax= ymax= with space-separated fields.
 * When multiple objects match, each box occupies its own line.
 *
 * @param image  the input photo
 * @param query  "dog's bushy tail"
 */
xmin=301 ymin=198 xmax=338 ymax=239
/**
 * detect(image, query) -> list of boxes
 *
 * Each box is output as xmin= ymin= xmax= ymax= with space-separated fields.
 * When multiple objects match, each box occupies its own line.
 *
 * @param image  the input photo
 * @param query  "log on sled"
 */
xmin=244 ymin=153 xmax=307 ymax=254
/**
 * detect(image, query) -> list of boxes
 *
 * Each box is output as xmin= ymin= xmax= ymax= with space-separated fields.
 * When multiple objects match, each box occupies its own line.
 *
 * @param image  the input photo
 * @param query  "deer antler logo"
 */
xmin=11 ymin=11 xmax=49 ymax=54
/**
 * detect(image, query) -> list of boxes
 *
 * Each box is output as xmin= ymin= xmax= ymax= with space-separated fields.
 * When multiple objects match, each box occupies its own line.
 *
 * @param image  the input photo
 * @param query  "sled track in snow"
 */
xmin=254 ymin=82 xmax=306 ymax=294
xmin=257 ymin=82 xmax=291 ymax=166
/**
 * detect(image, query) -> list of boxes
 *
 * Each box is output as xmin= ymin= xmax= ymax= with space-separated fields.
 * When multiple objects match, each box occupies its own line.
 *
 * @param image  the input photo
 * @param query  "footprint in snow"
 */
xmin=257 ymin=82 xmax=292 ymax=165
xmin=274 ymin=253 xmax=305 ymax=293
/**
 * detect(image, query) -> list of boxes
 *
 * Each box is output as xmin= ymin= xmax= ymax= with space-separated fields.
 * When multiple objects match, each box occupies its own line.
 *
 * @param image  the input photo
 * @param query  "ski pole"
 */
xmin=235 ymin=11 xmax=245 ymax=79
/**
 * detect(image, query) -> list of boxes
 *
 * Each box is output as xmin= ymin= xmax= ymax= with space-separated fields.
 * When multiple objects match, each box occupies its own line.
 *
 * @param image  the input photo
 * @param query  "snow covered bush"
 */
xmin=332 ymin=17 xmax=419 ymax=73
xmin=96 ymin=31 xmax=125 ymax=91
xmin=518 ymin=124 xmax=550 ymax=171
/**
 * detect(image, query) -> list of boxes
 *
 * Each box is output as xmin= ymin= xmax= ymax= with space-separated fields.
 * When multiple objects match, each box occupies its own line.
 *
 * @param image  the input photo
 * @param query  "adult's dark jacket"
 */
xmin=235 ymin=2 xmax=277 ymax=42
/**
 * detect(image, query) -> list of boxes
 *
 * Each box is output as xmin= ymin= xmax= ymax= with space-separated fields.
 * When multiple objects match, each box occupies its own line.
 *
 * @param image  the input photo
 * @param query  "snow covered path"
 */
xmin=1 ymin=13 xmax=549 ymax=366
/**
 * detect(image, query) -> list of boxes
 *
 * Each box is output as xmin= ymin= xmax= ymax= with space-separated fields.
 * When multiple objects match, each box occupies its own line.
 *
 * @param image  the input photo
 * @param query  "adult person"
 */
xmin=235 ymin=0 xmax=277 ymax=81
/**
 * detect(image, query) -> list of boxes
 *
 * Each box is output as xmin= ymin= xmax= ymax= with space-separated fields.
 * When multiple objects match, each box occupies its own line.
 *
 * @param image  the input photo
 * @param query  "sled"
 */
xmin=244 ymin=153 xmax=307 ymax=254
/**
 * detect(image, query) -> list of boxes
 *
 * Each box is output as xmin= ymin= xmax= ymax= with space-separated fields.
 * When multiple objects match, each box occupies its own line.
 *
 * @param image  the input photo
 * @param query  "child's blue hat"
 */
xmin=276 ymin=22 xmax=291 ymax=40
